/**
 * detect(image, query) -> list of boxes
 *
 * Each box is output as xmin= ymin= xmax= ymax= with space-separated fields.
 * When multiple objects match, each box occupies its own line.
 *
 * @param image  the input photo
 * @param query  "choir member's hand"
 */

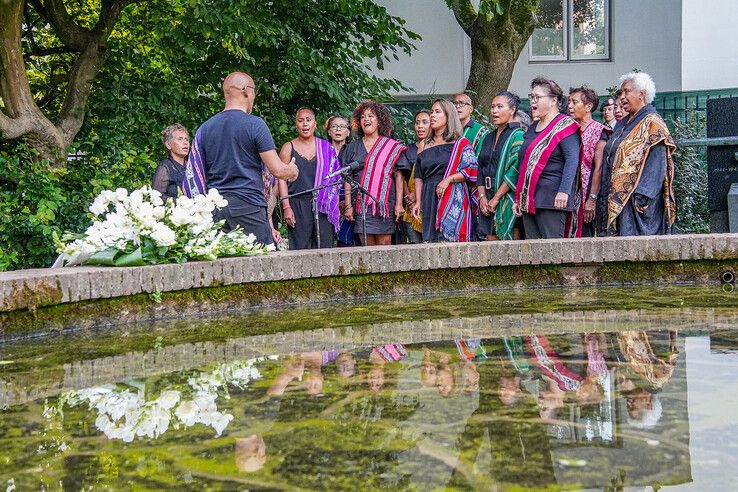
xmin=395 ymin=203 xmax=405 ymax=221
xmin=436 ymin=178 xmax=450 ymax=198
xmin=633 ymin=193 xmax=650 ymax=214
xmin=411 ymin=202 xmax=421 ymax=219
xmin=284 ymin=206 xmax=296 ymax=227
xmin=488 ymin=196 xmax=500 ymax=214
xmin=512 ymin=202 xmax=522 ymax=217
xmin=345 ymin=204 xmax=355 ymax=222
xmin=583 ymin=198 xmax=596 ymax=223
xmin=479 ymin=197 xmax=490 ymax=216
xmin=271 ymin=227 xmax=283 ymax=245
xmin=404 ymin=193 xmax=416 ymax=207
xmin=554 ymin=192 xmax=569 ymax=210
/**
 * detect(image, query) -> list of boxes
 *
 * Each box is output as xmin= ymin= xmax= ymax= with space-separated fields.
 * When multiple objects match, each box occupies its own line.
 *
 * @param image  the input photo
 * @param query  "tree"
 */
xmin=446 ymin=0 xmax=540 ymax=105
xmin=0 ymin=0 xmax=418 ymax=270
xmin=0 ymin=0 xmax=142 ymax=165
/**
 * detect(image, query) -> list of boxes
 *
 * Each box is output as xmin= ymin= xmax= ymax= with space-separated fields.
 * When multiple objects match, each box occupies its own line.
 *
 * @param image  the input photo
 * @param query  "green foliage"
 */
xmin=671 ymin=110 xmax=709 ymax=233
xmin=2 ymin=0 xmax=418 ymax=270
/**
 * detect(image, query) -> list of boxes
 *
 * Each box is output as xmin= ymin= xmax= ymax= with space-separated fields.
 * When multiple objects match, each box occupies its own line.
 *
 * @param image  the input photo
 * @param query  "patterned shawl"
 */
xmin=493 ymin=126 xmax=525 ymax=241
xmin=515 ymin=114 xmax=580 ymax=214
xmin=435 ymin=137 xmax=478 ymax=242
xmin=463 ymin=119 xmax=490 ymax=156
xmin=314 ymin=137 xmax=342 ymax=231
xmin=526 ymin=335 xmax=582 ymax=391
xmin=402 ymin=165 xmax=423 ymax=232
xmin=357 ymin=136 xmax=407 ymax=218
xmin=184 ymin=127 xmax=206 ymax=197
xmin=607 ymin=113 xmax=677 ymax=230
xmin=567 ymin=120 xmax=610 ymax=238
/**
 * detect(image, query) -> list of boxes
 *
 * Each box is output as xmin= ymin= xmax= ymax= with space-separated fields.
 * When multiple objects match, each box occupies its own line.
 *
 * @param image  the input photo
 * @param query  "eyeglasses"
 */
xmin=241 ymin=85 xmax=258 ymax=96
xmin=329 ymin=124 xmax=349 ymax=130
xmin=451 ymin=100 xmax=471 ymax=108
xmin=527 ymin=94 xmax=554 ymax=103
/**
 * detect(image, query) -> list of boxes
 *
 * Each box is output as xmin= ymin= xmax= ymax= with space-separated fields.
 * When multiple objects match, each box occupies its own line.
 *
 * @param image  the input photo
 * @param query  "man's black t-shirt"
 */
xmin=197 ymin=109 xmax=276 ymax=207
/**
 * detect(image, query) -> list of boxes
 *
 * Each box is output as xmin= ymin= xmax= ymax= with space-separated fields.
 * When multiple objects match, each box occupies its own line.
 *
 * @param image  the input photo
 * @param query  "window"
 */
xmin=530 ymin=0 xmax=610 ymax=62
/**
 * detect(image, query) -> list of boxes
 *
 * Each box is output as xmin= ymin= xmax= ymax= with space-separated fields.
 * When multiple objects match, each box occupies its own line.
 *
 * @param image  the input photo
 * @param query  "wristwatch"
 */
xmin=589 ymin=193 xmax=598 ymax=200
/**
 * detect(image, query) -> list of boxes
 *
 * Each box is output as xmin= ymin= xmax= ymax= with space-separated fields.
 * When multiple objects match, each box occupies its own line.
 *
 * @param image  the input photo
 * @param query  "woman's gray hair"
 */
xmin=425 ymin=99 xmax=463 ymax=145
xmin=161 ymin=123 xmax=189 ymax=146
xmin=514 ymin=110 xmax=533 ymax=130
xmin=619 ymin=72 xmax=656 ymax=104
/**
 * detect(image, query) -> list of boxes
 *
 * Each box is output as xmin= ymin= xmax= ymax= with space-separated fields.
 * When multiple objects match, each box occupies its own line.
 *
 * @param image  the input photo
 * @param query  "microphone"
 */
xmin=323 ymin=161 xmax=363 ymax=180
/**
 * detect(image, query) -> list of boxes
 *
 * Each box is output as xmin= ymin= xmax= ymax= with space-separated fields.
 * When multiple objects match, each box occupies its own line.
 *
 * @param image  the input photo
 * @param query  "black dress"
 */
xmin=286 ymin=144 xmax=334 ymax=249
xmin=152 ymin=156 xmax=185 ymax=200
xmin=342 ymin=139 xmax=410 ymax=235
xmin=416 ymin=143 xmax=454 ymax=242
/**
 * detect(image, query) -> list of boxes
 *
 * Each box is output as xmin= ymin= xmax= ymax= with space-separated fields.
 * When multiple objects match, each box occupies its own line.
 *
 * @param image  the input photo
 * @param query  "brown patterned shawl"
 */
xmin=607 ymin=113 xmax=677 ymax=229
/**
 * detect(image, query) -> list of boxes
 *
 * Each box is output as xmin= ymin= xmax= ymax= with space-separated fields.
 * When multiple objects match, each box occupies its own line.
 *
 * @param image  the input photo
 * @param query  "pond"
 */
xmin=2 ymin=286 xmax=738 ymax=490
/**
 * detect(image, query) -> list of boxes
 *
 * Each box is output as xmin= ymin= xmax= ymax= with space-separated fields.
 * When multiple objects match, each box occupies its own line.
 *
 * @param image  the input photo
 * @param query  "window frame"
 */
xmin=529 ymin=0 xmax=611 ymax=63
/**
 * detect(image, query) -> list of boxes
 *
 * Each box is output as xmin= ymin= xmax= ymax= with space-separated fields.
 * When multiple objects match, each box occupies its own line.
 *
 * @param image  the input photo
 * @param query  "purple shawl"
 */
xmin=315 ymin=138 xmax=341 ymax=231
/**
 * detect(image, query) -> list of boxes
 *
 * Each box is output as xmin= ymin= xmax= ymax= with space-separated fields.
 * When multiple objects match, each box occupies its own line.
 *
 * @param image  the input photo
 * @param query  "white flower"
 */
xmin=170 ymin=207 xmax=194 ymax=226
xmin=206 ymin=188 xmax=228 ymax=208
xmin=210 ymin=411 xmax=233 ymax=436
xmin=150 ymin=224 xmax=176 ymax=247
xmin=157 ymin=390 xmax=181 ymax=410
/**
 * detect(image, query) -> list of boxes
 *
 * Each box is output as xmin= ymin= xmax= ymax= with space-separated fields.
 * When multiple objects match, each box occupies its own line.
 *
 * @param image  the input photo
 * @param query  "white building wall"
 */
xmin=510 ymin=0 xmax=682 ymax=96
xmin=375 ymin=0 xmax=685 ymax=99
xmin=681 ymin=0 xmax=738 ymax=91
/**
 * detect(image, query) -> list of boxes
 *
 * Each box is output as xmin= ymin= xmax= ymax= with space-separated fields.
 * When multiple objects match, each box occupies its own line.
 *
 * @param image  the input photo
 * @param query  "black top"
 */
xmin=152 ymin=156 xmax=185 ymax=200
xmin=405 ymin=142 xmax=420 ymax=167
xmin=287 ymin=144 xmax=317 ymax=197
xmin=478 ymin=123 xmax=522 ymax=196
xmin=415 ymin=143 xmax=453 ymax=182
xmin=195 ymin=109 xmax=276 ymax=207
xmin=517 ymin=120 xmax=581 ymax=211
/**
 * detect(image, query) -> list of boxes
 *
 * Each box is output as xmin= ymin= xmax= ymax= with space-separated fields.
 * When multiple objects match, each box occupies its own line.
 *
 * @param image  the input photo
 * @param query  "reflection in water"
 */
xmin=6 ymin=301 xmax=738 ymax=489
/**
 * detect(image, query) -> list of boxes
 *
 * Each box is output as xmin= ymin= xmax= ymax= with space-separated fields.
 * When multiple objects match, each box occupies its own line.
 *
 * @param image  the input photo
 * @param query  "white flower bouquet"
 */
xmin=54 ymin=186 xmax=273 ymax=267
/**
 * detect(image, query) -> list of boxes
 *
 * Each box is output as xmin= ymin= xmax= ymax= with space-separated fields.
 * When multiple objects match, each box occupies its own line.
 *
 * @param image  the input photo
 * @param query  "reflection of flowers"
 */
xmin=44 ymin=358 xmax=272 ymax=442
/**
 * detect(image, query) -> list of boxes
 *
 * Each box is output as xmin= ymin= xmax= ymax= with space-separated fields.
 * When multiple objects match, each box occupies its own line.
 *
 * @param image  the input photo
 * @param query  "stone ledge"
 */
xmin=1 ymin=234 xmax=737 ymax=313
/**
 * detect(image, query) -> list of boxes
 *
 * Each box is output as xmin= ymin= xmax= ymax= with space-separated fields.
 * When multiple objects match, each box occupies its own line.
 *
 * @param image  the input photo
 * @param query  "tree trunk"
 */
xmin=0 ymin=0 xmax=134 ymax=168
xmin=466 ymin=36 xmax=522 ymax=106
xmin=447 ymin=0 xmax=539 ymax=107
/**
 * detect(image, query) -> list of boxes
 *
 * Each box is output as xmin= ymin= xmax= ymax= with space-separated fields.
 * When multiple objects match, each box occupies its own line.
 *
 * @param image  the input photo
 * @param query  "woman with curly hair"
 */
xmin=342 ymin=101 xmax=410 ymax=245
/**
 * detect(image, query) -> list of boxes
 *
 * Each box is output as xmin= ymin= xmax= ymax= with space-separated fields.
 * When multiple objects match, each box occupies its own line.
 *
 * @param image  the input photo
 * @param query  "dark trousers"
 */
xmin=287 ymin=197 xmax=334 ymax=250
xmin=522 ymin=209 xmax=567 ymax=239
xmin=214 ymin=195 xmax=273 ymax=246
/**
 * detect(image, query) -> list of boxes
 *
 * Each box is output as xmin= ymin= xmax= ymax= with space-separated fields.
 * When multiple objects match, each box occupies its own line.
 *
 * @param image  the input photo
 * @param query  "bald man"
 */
xmin=184 ymin=72 xmax=298 ymax=247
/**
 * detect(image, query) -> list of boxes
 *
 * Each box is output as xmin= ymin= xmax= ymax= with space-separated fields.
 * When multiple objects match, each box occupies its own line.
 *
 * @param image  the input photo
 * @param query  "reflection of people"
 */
xmin=152 ymin=124 xmax=189 ymax=200
xmin=184 ymin=71 xmax=299 ymax=246
xmin=364 ymin=344 xmax=407 ymax=391
xmin=600 ymin=72 xmax=676 ymax=237
xmin=235 ymin=434 xmax=267 ymax=472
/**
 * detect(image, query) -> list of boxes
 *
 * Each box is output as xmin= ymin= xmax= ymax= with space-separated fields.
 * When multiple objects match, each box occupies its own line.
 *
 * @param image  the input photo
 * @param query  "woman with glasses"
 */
xmin=325 ymin=115 xmax=355 ymax=246
xmin=512 ymin=77 xmax=581 ymax=239
xmin=277 ymin=108 xmax=342 ymax=249
xmin=411 ymin=99 xmax=478 ymax=242
xmin=342 ymin=101 xmax=410 ymax=246
xmin=567 ymin=86 xmax=611 ymax=238
xmin=477 ymin=91 xmax=525 ymax=241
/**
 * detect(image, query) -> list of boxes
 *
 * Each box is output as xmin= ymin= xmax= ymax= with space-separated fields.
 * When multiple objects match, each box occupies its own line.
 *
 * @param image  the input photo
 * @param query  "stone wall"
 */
xmin=2 ymin=234 xmax=737 ymax=313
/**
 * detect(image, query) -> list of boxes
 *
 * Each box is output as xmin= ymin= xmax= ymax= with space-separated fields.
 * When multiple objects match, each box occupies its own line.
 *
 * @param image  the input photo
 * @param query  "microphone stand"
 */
xmin=281 ymin=181 xmax=342 ymax=249
xmin=342 ymin=173 xmax=381 ymax=247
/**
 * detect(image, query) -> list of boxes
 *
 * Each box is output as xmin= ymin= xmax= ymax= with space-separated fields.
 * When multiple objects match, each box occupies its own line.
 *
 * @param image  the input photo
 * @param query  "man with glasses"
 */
xmin=452 ymin=92 xmax=490 ymax=240
xmin=184 ymin=72 xmax=299 ymax=247
xmin=451 ymin=93 xmax=490 ymax=157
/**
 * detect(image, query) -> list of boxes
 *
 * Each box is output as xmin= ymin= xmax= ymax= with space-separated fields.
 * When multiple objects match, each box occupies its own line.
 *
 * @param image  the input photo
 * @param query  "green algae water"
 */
xmin=2 ymin=285 xmax=738 ymax=490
